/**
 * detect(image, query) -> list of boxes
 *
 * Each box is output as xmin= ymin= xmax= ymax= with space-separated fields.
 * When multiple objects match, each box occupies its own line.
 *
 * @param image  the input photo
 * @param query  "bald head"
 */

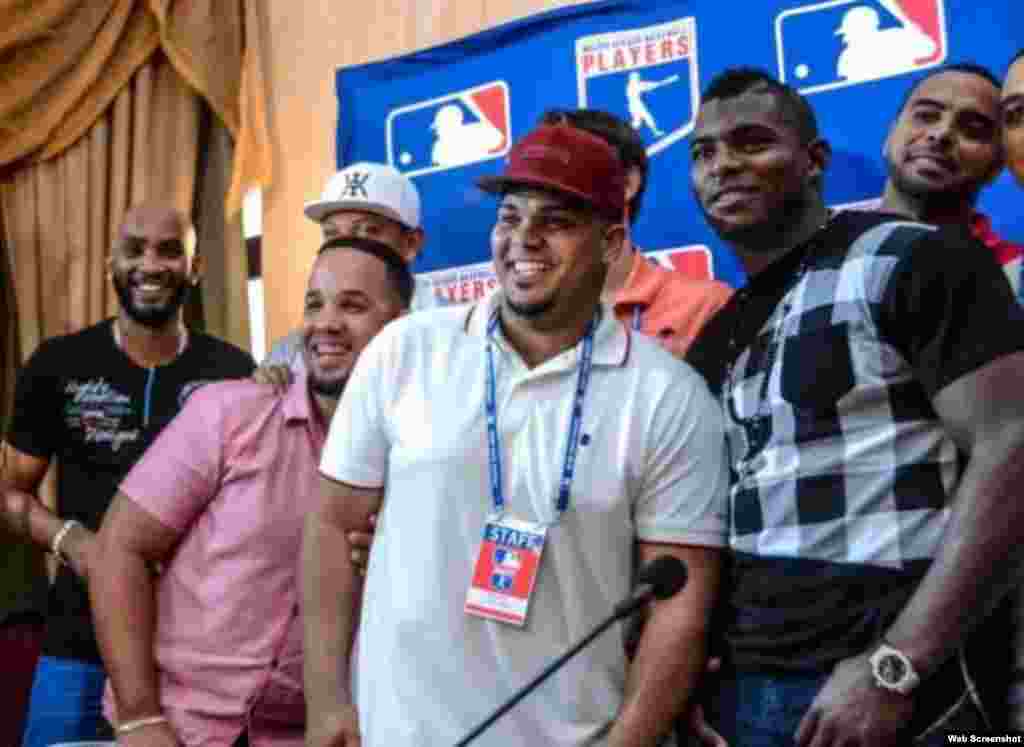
xmin=118 ymin=204 xmax=196 ymax=259
xmin=110 ymin=203 xmax=201 ymax=328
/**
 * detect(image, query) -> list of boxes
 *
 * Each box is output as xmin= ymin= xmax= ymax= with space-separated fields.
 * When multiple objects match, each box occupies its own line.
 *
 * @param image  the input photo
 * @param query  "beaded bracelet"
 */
xmin=50 ymin=519 xmax=81 ymax=567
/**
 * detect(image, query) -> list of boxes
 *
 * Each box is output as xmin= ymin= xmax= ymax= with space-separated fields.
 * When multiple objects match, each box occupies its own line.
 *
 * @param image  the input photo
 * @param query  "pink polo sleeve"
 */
xmin=119 ymin=382 xmax=227 ymax=532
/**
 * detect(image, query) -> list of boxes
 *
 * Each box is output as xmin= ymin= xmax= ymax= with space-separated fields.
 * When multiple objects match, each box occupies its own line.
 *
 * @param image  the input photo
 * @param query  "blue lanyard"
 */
xmin=484 ymin=311 xmax=597 ymax=521
xmin=631 ymin=305 xmax=643 ymax=332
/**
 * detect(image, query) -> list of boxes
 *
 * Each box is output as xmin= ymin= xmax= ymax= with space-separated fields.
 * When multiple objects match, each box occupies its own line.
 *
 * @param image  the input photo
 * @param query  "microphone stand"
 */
xmin=453 ymin=592 xmax=651 ymax=746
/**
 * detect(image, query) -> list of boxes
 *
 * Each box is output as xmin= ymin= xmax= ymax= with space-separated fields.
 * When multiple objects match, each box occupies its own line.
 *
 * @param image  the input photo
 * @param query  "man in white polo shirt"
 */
xmin=303 ymin=123 xmax=729 ymax=747
xmin=264 ymin=162 xmax=438 ymax=369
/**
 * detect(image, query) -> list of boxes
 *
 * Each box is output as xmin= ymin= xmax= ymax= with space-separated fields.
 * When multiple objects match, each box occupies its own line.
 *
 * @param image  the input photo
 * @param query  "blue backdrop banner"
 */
xmin=336 ymin=0 xmax=1023 ymax=305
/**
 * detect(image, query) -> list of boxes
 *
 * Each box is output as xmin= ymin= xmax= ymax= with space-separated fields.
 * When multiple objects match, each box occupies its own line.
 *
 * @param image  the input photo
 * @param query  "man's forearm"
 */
xmin=2 ymin=485 xmax=74 ymax=552
xmin=302 ymin=510 xmax=362 ymax=716
xmin=885 ymin=429 xmax=1024 ymax=674
xmin=90 ymin=543 xmax=163 ymax=721
xmin=610 ymin=609 xmax=708 ymax=746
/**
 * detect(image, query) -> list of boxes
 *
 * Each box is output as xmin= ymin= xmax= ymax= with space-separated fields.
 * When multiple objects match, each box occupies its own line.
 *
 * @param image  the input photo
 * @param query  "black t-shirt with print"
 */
xmin=8 ymin=319 xmax=255 ymax=662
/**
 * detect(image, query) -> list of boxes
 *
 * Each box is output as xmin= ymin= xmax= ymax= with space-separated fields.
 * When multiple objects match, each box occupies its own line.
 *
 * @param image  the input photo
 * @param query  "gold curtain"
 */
xmin=2 ymin=51 xmax=202 ymax=356
xmin=0 ymin=0 xmax=271 ymax=361
xmin=0 ymin=0 xmax=271 ymax=217
xmin=0 ymin=211 xmax=16 ymax=431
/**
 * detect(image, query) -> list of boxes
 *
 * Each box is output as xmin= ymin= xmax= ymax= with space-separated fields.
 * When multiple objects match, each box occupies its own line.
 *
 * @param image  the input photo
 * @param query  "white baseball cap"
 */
xmin=304 ymin=162 xmax=421 ymax=229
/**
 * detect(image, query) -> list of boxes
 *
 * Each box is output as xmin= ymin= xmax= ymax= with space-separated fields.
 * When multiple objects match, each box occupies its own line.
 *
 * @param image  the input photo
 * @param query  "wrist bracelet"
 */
xmin=50 ymin=519 xmax=81 ymax=566
xmin=116 ymin=715 xmax=169 ymax=735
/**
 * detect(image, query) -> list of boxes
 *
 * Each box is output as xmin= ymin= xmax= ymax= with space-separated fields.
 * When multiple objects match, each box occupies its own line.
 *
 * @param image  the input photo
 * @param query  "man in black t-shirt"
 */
xmin=682 ymin=68 xmax=1024 ymax=746
xmin=0 ymin=203 xmax=254 ymax=747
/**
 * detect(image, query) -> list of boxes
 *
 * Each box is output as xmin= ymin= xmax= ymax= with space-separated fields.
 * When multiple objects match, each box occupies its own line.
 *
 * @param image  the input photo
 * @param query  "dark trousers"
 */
xmin=697 ymin=668 xmax=989 ymax=747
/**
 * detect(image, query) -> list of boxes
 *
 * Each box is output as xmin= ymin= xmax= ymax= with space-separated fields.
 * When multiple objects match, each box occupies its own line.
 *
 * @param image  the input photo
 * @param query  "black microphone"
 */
xmin=454 ymin=555 xmax=689 ymax=746
xmin=613 ymin=555 xmax=688 ymax=618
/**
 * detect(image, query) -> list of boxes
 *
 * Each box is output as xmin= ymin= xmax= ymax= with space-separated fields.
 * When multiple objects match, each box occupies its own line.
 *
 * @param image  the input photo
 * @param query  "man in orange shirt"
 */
xmin=540 ymin=109 xmax=733 ymax=358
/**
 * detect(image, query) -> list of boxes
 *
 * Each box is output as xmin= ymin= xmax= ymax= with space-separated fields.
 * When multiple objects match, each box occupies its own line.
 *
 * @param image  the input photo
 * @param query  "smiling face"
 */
xmin=109 ymin=206 xmax=197 ymax=328
xmin=1003 ymin=57 xmax=1024 ymax=185
xmin=302 ymin=247 xmax=405 ymax=399
xmin=884 ymin=71 xmax=1002 ymax=207
xmin=491 ymin=189 xmax=622 ymax=328
xmin=690 ymin=90 xmax=821 ymax=248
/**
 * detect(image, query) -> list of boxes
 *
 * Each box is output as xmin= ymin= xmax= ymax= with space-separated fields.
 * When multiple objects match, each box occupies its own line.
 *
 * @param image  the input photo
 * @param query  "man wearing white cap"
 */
xmin=264 ymin=162 xmax=437 ymax=369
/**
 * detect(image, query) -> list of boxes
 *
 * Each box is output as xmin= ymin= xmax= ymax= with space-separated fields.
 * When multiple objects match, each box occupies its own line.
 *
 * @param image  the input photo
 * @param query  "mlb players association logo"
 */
xmin=576 ymin=17 xmax=700 ymax=157
xmin=491 ymin=548 xmax=522 ymax=591
xmin=776 ymin=0 xmax=946 ymax=95
xmin=385 ymin=81 xmax=511 ymax=178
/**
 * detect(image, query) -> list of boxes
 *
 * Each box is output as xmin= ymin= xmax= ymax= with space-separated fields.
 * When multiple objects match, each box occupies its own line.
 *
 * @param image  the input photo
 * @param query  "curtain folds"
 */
xmin=1 ymin=51 xmax=200 ymax=357
xmin=0 ymin=0 xmax=271 ymax=219
xmin=0 ymin=0 xmax=270 ymax=375
xmin=0 ymin=212 xmax=17 ymax=433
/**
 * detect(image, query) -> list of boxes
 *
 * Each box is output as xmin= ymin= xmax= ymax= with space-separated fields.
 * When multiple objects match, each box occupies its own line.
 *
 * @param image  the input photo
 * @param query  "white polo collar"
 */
xmin=464 ymin=291 xmax=630 ymax=369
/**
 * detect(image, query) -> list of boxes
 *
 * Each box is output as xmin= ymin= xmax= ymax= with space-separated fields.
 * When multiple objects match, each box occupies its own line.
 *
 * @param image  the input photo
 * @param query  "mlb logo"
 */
xmin=491 ymin=549 xmax=521 ymax=590
xmin=385 ymin=81 xmax=511 ymax=178
xmin=776 ymin=0 xmax=946 ymax=95
xmin=494 ymin=548 xmax=522 ymax=572
xmin=481 ymin=545 xmax=528 ymax=594
xmin=491 ymin=573 xmax=514 ymax=591
xmin=575 ymin=17 xmax=700 ymax=157
xmin=646 ymin=245 xmax=715 ymax=282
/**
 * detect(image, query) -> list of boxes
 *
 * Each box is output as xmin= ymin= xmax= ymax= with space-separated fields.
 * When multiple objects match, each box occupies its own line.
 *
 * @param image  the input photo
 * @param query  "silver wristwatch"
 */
xmin=869 ymin=642 xmax=921 ymax=695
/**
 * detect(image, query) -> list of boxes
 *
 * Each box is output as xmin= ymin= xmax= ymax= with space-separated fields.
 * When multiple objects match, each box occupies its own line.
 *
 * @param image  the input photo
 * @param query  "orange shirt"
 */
xmin=613 ymin=250 xmax=734 ymax=359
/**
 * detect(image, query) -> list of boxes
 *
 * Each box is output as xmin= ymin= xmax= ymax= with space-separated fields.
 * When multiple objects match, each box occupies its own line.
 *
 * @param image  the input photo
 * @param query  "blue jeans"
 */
xmin=705 ymin=669 xmax=826 ymax=747
xmin=702 ymin=669 xmax=989 ymax=747
xmin=21 ymin=656 xmax=113 ymax=747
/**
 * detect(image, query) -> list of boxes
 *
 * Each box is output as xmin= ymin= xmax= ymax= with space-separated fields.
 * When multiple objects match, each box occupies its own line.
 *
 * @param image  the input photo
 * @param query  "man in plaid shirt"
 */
xmin=684 ymin=67 xmax=1024 ymax=747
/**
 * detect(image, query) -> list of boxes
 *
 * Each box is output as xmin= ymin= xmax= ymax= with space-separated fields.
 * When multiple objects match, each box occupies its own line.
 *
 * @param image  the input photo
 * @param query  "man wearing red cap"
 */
xmin=303 ymin=124 xmax=729 ymax=747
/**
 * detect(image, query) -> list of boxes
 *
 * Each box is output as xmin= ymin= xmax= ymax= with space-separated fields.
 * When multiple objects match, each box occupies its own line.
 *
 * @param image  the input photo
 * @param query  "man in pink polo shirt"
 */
xmin=88 ymin=237 xmax=412 ymax=747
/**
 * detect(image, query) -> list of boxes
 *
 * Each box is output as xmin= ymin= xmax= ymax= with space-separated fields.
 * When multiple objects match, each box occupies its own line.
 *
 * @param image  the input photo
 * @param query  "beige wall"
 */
xmin=261 ymin=0 xmax=594 ymax=348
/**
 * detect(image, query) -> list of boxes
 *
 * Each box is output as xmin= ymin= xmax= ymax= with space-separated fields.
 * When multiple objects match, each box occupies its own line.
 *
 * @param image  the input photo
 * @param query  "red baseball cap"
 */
xmin=477 ymin=124 xmax=625 ymax=221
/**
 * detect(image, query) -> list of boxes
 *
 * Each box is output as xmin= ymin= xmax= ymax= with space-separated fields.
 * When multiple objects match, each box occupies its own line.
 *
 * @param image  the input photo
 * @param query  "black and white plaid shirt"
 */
xmin=687 ymin=210 xmax=1024 ymax=671
xmin=724 ymin=217 xmax=960 ymax=568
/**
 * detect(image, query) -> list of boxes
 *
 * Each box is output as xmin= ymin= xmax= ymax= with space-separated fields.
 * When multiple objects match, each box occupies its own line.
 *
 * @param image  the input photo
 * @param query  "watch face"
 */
xmin=878 ymin=653 xmax=907 ymax=684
